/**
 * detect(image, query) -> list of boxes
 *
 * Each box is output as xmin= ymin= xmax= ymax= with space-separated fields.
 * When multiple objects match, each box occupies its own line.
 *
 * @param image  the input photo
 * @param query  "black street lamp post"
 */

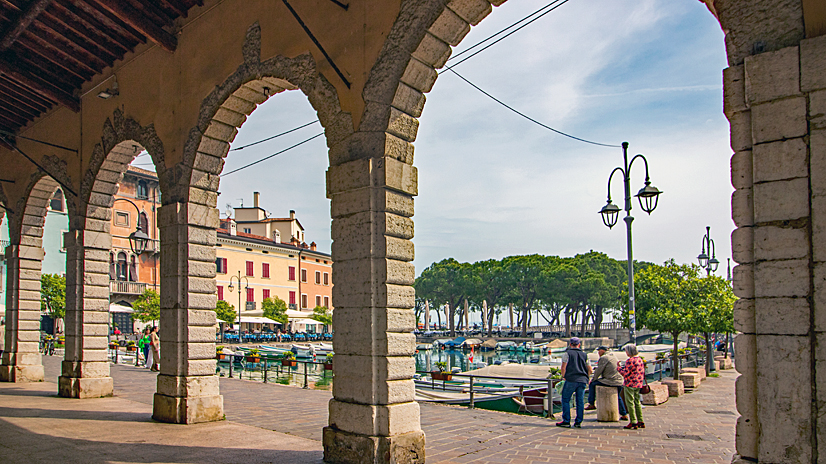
xmin=599 ymin=142 xmax=662 ymax=345
xmin=227 ymin=271 xmax=249 ymax=346
xmin=697 ymin=226 xmax=720 ymax=276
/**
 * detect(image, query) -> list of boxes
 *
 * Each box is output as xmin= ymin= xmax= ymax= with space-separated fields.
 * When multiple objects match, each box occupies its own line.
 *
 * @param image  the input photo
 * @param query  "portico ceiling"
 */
xmin=0 ymin=0 xmax=202 ymax=136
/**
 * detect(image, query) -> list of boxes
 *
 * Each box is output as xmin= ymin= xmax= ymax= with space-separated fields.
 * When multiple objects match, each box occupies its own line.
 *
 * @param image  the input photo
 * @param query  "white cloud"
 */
xmin=215 ymin=0 xmax=733 ymax=278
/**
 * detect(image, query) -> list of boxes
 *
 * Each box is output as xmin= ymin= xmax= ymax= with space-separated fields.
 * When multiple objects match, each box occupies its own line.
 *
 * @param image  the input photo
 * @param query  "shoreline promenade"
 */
xmin=0 ymin=356 xmax=736 ymax=463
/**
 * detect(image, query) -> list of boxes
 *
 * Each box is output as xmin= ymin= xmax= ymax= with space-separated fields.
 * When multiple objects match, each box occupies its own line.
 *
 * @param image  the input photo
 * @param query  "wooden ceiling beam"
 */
xmin=92 ymin=0 xmax=176 ymax=52
xmin=0 ymin=0 xmax=52 ymax=50
xmin=0 ymin=56 xmax=78 ymax=111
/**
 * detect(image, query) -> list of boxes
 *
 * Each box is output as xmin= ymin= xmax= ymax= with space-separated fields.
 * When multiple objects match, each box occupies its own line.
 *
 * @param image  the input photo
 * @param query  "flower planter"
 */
xmin=108 ymin=344 xmax=118 ymax=350
xmin=281 ymin=359 xmax=297 ymax=367
xmin=245 ymin=356 xmax=261 ymax=363
xmin=324 ymin=363 xmax=333 ymax=370
xmin=216 ymin=353 xmax=226 ymax=360
xmin=126 ymin=346 xmax=137 ymax=352
xmin=431 ymin=371 xmax=452 ymax=381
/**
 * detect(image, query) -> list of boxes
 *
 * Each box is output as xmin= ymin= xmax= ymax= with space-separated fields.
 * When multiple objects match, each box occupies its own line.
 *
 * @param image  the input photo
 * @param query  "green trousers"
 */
xmin=623 ymin=387 xmax=643 ymax=424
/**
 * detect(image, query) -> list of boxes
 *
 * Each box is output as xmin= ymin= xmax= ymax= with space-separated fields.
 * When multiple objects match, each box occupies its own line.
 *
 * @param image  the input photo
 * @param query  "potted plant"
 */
xmin=245 ymin=348 xmax=261 ymax=363
xmin=431 ymin=361 xmax=451 ymax=381
xmin=216 ymin=346 xmax=226 ymax=360
xmin=126 ymin=340 xmax=138 ymax=352
xmin=324 ymin=353 xmax=333 ymax=370
xmin=280 ymin=351 xmax=297 ymax=367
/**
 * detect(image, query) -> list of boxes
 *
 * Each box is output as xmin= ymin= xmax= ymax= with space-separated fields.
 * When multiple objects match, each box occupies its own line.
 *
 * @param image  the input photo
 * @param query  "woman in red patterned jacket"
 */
xmin=617 ymin=344 xmax=645 ymax=430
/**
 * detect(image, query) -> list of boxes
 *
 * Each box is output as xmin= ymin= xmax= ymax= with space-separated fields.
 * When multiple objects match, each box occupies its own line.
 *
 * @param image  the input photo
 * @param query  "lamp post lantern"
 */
xmin=113 ymin=198 xmax=151 ymax=254
xmin=697 ymin=226 xmax=719 ymax=276
xmin=227 ymin=271 xmax=249 ymax=346
xmin=599 ymin=142 xmax=662 ymax=345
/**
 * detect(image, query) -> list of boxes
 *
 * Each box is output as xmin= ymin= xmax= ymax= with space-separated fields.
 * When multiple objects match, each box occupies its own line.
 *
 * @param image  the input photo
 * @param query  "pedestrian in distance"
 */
xmin=617 ymin=344 xmax=645 ymax=430
xmin=149 ymin=326 xmax=160 ymax=372
xmin=137 ymin=327 xmax=148 ymax=366
xmin=556 ymin=337 xmax=592 ymax=428
xmin=584 ymin=346 xmax=628 ymax=420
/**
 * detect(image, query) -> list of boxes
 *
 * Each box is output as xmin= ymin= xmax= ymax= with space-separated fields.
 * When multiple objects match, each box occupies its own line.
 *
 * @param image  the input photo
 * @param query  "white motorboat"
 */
xmin=310 ymin=342 xmax=334 ymax=356
xmin=290 ymin=344 xmax=315 ymax=358
xmin=416 ymin=343 xmax=432 ymax=350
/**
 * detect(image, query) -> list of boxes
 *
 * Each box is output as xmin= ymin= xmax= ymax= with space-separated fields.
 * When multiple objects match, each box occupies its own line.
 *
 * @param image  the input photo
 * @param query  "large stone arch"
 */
xmin=151 ymin=21 xmax=355 ymax=425
xmin=59 ymin=109 xmax=164 ymax=399
xmin=0 ymin=173 xmax=61 ymax=382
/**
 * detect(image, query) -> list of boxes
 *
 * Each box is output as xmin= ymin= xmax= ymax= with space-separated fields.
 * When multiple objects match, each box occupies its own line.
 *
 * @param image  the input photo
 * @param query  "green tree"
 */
xmin=414 ymin=258 xmax=473 ymax=336
xmin=312 ymin=305 xmax=332 ymax=326
xmin=262 ymin=296 xmax=288 ymax=326
xmin=132 ymin=289 xmax=160 ymax=323
xmin=501 ymin=255 xmax=549 ymax=337
xmin=467 ymin=259 xmax=507 ymax=336
xmin=215 ymin=300 xmax=236 ymax=324
xmin=634 ymin=260 xmax=701 ymax=378
xmin=41 ymin=273 xmax=66 ymax=335
xmin=691 ymin=275 xmax=736 ymax=375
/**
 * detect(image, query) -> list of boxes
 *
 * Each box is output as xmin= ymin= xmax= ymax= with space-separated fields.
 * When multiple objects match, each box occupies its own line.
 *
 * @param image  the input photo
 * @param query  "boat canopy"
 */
xmin=481 ymin=339 xmax=497 ymax=349
xmin=442 ymin=337 xmax=466 ymax=348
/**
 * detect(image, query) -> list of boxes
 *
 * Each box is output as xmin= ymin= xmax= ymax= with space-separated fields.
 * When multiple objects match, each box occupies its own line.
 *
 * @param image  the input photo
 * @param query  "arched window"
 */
xmin=109 ymin=253 xmax=115 ymax=280
xmin=139 ymin=212 xmax=149 ymax=233
xmin=116 ymin=252 xmax=127 ymax=281
xmin=129 ymin=255 xmax=138 ymax=282
xmin=137 ymin=180 xmax=148 ymax=199
xmin=49 ymin=189 xmax=64 ymax=212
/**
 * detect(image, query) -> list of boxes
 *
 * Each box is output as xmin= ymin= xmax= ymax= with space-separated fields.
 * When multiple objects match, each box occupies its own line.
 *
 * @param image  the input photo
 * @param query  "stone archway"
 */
xmin=59 ymin=110 xmax=164 ymax=399
xmin=0 ymin=174 xmax=61 ymax=383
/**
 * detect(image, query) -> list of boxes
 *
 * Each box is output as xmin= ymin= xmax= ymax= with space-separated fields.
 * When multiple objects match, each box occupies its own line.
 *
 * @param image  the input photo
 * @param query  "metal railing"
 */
xmin=219 ymin=354 xmax=330 ymax=389
xmin=110 ymin=280 xmax=147 ymax=294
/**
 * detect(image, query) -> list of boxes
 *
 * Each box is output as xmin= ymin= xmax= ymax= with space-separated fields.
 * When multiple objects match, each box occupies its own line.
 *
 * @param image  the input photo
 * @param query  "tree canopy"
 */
xmin=262 ymin=296 xmax=288 ymax=326
xmin=41 ymin=273 xmax=66 ymax=320
xmin=132 ymin=289 xmax=160 ymax=323
xmin=312 ymin=305 xmax=332 ymax=326
xmin=415 ymin=252 xmax=638 ymax=337
xmin=214 ymin=300 xmax=236 ymax=324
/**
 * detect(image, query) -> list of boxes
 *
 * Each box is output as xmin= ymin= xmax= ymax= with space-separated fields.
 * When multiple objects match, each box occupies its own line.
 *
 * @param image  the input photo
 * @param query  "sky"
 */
xmin=136 ymin=0 xmax=734 ymax=278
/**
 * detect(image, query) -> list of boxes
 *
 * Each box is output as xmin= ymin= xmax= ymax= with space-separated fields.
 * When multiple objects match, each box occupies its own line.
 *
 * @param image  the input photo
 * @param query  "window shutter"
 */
xmin=217 ymin=286 xmax=223 ymax=301
xmin=263 ymin=289 xmax=270 ymax=300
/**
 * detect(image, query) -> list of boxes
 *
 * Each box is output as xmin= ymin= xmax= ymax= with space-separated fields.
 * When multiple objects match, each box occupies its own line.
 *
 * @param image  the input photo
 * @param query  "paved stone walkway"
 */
xmin=17 ymin=356 xmax=736 ymax=463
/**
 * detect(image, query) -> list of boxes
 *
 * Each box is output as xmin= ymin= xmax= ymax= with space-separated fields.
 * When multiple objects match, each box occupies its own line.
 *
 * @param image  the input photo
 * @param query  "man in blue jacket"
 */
xmin=556 ymin=337 xmax=592 ymax=428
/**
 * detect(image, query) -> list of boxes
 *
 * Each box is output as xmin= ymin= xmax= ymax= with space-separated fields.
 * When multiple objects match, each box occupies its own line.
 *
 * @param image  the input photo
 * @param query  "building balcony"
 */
xmin=246 ymin=301 xmax=256 ymax=311
xmin=110 ymin=280 xmax=148 ymax=295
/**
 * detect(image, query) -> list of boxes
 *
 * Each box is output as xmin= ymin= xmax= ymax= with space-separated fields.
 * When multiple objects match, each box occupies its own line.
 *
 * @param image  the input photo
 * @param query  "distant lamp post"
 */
xmin=697 ymin=226 xmax=719 ymax=276
xmin=113 ymin=198 xmax=151 ymax=254
xmin=227 ymin=271 xmax=249 ymax=345
xmin=599 ymin=142 xmax=662 ymax=345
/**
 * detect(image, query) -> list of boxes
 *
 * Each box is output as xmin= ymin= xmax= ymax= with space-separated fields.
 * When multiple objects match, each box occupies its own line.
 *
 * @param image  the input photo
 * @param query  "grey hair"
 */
xmin=624 ymin=344 xmax=638 ymax=357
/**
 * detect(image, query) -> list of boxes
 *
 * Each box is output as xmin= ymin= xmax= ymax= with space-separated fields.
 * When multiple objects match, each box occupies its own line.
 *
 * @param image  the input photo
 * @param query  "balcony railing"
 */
xmin=110 ymin=280 xmax=147 ymax=295
xmin=246 ymin=301 xmax=256 ymax=311
xmin=289 ymin=303 xmax=297 ymax=310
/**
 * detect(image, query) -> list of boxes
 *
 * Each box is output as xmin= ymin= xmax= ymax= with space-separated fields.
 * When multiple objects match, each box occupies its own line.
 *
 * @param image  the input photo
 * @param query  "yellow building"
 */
xmin=216 ymin=200 xmax=332 ymax=333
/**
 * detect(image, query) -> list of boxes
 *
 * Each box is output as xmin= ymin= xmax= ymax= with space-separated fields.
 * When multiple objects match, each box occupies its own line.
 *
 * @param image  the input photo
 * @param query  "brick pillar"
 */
xmin=0 ymin=242 xmax=45 ymax=382
xmin=323 ymin=144 xmax=424 ymax=463
xmin=58 ymin=228 xmax=113 ymax=398
xmin=729 ymin=38 xmax=826 ymax=462
xmin=152 ymin=201 xmax=223 ymax=424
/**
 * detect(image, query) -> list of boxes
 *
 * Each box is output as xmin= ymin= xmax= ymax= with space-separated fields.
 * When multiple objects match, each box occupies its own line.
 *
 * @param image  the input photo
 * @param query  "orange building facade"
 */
xmin=109 ymin=166 xmax=161 ymax=307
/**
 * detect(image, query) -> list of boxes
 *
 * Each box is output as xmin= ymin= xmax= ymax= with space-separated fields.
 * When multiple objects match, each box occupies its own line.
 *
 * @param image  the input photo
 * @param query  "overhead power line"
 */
xmin=444 ymin=68 xmax=619 ymax=148
xmin=447 ymin=0 xmax=568 ymax=66
xmin=222 ymin=132 xmax=325 ymax=176
xmin=230 ymin=119 xmax=319 ymax=151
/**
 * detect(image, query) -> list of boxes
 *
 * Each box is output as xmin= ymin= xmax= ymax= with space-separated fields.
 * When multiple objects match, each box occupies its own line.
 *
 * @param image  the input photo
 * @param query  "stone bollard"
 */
xmin=661 ymin=379 xmax=685 ymax=397
xmin=596 ymin=386 xmax=620 ymax=422
xmin=641 ymin=382 xmax=669 ymax=405
xmin=680 ymin=372 xmax=701 ymax=389
xmin=714 ymin=356 xmax=733 ymax=370
xmin=680 ymin=367 xmax=706 ymax=381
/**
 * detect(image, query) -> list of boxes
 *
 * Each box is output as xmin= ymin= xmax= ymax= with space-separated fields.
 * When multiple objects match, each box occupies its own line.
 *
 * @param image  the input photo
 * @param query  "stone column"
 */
xmin=0 ymin=242 xmax=45 ymax=382
xmin=729 ymin=38 xmax=826 ymax=462
xmin=58 ymin=228 xmax=113 ymax=398
xmin=152 ymin=201 xmax=224 ymax=424
xmin=323 ymin=140 xmax=424 ymax=463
